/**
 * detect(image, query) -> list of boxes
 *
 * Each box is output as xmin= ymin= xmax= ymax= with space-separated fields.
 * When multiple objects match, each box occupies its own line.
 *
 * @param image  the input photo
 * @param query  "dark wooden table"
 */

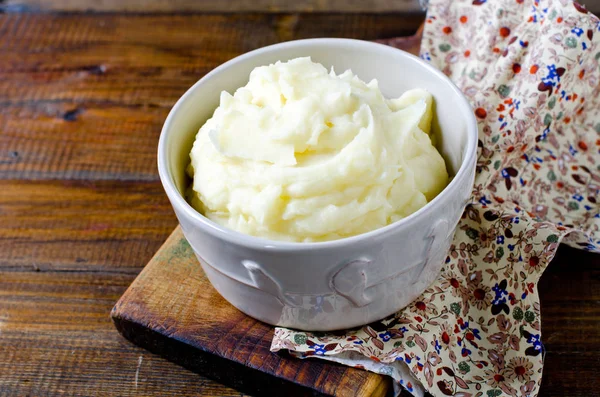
xmin=1 ymin=3 xmax=599 ymax=396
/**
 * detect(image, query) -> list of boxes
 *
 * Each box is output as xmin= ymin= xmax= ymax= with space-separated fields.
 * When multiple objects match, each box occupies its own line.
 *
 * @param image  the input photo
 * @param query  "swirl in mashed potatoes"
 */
xmin=187 ymin=57 xmax=448 ymax=242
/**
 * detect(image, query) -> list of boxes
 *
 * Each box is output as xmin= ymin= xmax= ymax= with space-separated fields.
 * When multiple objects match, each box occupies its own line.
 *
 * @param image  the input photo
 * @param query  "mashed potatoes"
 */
xmin=187 ymin=57 xmax=448 ymax=242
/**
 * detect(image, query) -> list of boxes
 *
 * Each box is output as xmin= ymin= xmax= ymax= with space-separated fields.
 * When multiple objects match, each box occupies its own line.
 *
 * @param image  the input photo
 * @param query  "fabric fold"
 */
xmin=271 ymin=1 xmax=599 ymax=396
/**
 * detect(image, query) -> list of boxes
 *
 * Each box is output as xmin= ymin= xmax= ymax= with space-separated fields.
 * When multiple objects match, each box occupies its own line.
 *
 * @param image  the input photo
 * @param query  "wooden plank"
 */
xmin=538 ymin=246 xmax=600 ymax=396
xmin=111 ymin=227 xmax=392 ymax=397
xmin=0 ymin=271 xmax=250 ymax=396
xmin=0 ymin=13 xmax=422 ymax=181
xmin=2 ymin=0 xmax=600 ymax=14
xmin=0 ymin=179 xmax=177 ymax=272
xmin=0 ymin=227 xmax=597 ymax=397
xmin=0 ymin=11 xmax=598 ymax=397
xmin=2 ymin=0 xmax=423 ymax=13
xmin=110 ymin=226 xmax=600 ymax=397
xmin=0 ymin=179 xmax=597 ymax=396
xmin=0 ymin=20 xmax=425 ymax=396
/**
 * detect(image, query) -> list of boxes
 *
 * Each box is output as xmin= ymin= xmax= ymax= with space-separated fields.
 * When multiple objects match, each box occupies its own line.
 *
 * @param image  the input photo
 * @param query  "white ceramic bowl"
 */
xmin=158 ymin=38 xmax=477 ymax=331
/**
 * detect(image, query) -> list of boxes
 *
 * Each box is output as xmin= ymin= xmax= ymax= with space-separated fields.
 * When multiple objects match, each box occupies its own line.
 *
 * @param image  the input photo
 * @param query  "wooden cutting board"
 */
xmin=111 ymin=226 xmax=391 ymax=397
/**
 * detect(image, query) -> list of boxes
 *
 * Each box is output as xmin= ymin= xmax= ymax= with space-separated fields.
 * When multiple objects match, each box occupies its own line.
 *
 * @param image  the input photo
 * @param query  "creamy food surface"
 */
xmin=188 ymin=57 xmax=448 ymax=242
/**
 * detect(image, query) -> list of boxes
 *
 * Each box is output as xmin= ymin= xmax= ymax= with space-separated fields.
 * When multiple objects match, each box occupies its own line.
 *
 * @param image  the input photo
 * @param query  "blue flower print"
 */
xmin=540 ymin=125 xmax=550 ymax=141
xmin=522 ymin=329 xmax=544 ymax=357
xmin=541 ymin=64 xmax=563 ymax=88
xmin=569 ymin=144 xmax=578 ymax=156
xmin=497 ymin=235 xmax=505 ymax=244
xmin=379 ymin=331 xmax=391 ymax=342
xmin=491 ymin=280 xmax=510 ymax=315
xmin=399 ymin=378 xmax=414 ymax=392
xmin=492 ymin=282 xmax=508 ymax=305
xmin=571 ymin=27 xmax=584 ymax=37
xmin=528 ymin=333 xmax=541 ymax=347
xmin=313 ymin=344 xmax=327 ymax=355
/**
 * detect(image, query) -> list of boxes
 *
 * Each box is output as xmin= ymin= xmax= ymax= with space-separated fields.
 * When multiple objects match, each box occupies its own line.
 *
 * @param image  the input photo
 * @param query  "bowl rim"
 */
xmin=158 ymin=38 xmax=478 ymax=252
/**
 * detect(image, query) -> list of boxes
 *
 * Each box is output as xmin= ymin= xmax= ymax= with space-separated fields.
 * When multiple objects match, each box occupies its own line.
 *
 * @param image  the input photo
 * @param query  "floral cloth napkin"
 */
xmin=271 ymin=1 xmax=600 ymax=396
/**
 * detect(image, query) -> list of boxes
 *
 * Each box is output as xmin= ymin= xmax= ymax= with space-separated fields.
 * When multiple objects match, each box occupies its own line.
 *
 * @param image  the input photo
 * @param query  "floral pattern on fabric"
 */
xmin=272 ymin=1 xmax=600 ymax=396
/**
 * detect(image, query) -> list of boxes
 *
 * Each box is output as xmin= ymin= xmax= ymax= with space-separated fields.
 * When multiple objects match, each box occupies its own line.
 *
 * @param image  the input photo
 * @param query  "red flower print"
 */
xmin=506 ymin=357 xmax=534 ymax=382
xmin=527 ymin=254 xmax=543 ymax=274
xmin=468 ymin=280 xmax=492 ymax=310
xmin=500 ymin=27 xmax=511 ymax=38
xmin=485 ymin=368 xmax=511 ymax=388
xmin=410 ymin=299 xmax=437 ymax=317
xmin=272 ymin=1 xmax=600 ymax=396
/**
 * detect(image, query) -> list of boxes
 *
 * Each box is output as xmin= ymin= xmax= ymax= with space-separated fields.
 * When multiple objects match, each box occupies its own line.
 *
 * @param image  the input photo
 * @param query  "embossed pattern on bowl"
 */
xmin=158 ymin=39 xmax=478 ymax=331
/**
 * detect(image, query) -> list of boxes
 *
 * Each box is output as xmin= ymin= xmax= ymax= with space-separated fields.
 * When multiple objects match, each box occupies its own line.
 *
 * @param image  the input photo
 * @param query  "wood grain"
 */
xmin=0 ymin=180 xmax=176 ymax=272
xmin=1 ymin=0 xmax=423 ymax=13
xmin=0 ymin=12 xmax=598 ymax=397
xmin=0 ymin=271 xmax=250 ymax=396
xmin=110 ymin=226 xmax=600 ymax=397
xmin=3 ymin=0 xmax=600 ymax=15
xmin=0 ymin=13 xmax=421 ymax=181
xmin=112 ymin=227 xmax=391 ymax=397
xmin=538 ymin=247 xmax=600 ymax=396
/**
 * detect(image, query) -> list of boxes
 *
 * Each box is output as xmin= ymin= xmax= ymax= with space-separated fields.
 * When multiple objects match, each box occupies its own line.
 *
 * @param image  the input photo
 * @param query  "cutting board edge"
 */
xmin=110 ymin=224 xmax=392 ymax=397
xmin=111 ymin=313 xmax=337 ymax=397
